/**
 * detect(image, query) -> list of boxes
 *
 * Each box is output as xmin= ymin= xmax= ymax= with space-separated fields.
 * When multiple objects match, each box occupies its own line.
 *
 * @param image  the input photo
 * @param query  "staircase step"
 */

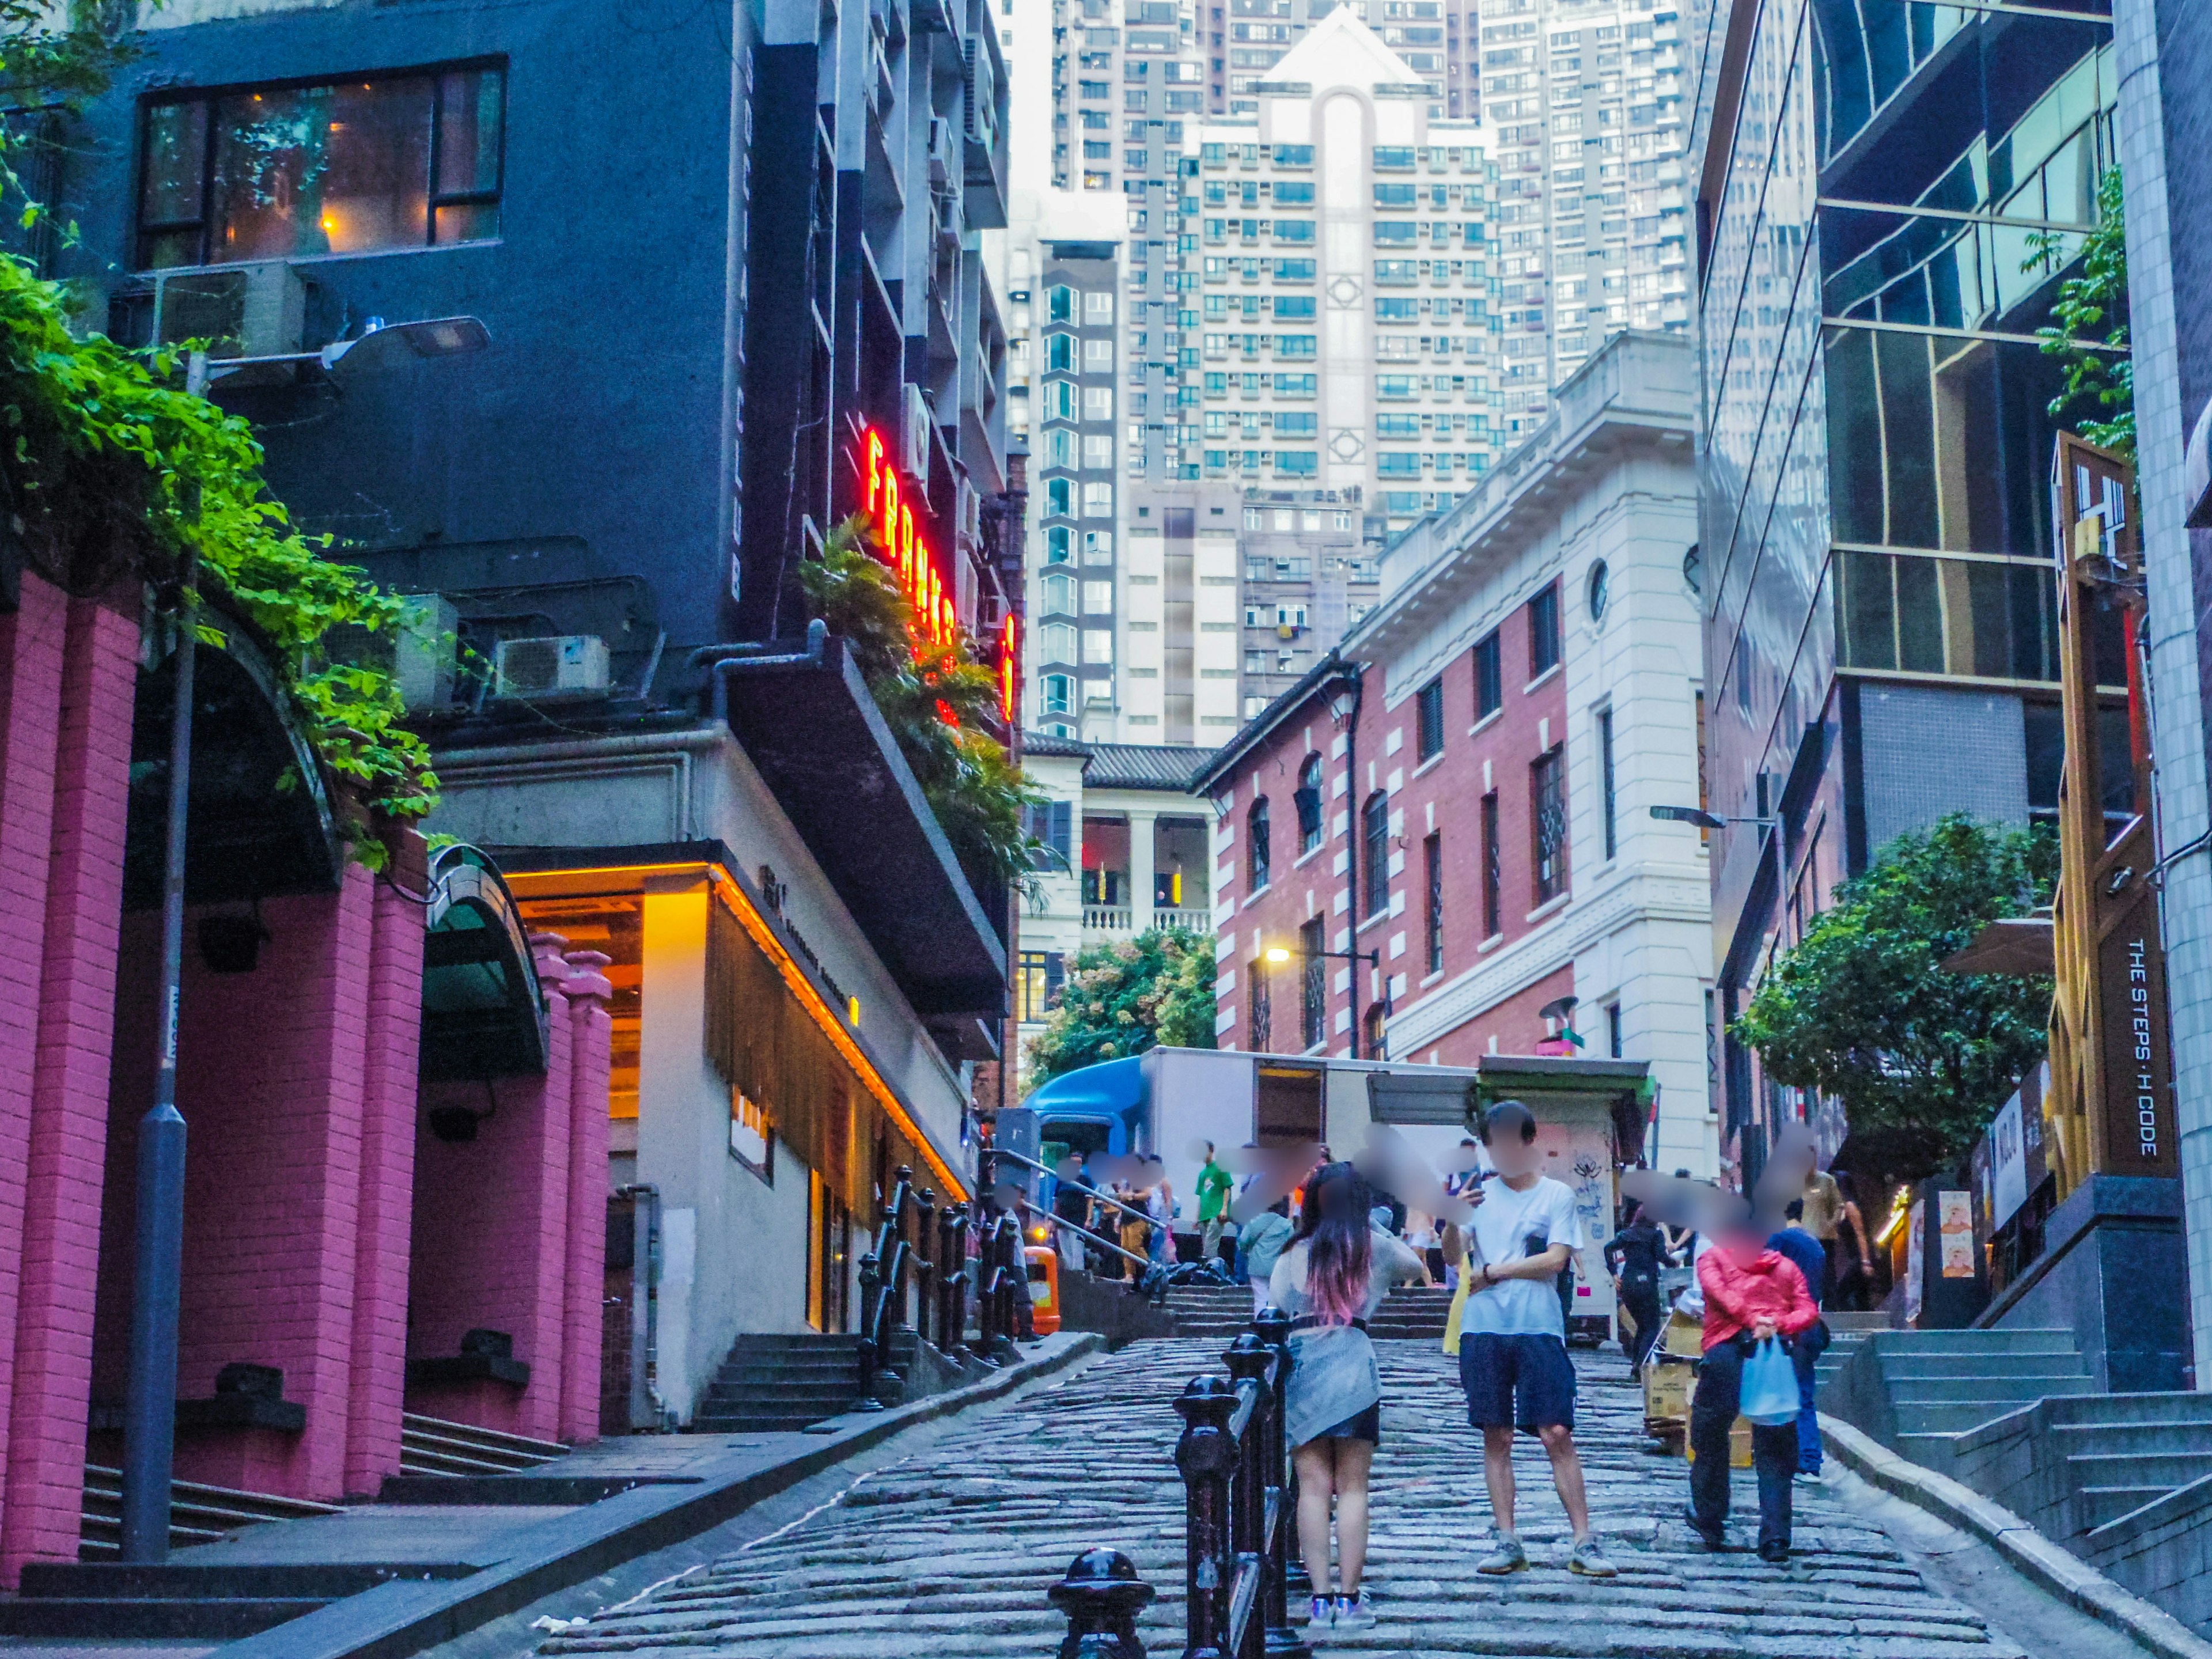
xmin=2052 ymin=1419 xmax=2212 ymax=1455
xmin=2065 ymin=1451 xmax=2212 ymax=1489
xmin=1889 ymin=1375 xmax=2096 ymax=1403
xmin=2078 ymin=1485 xmax=2176 ymax=1531
xmin=0 ymin=1597 xmax=326 ymax=1638
xmin=1877 ymin=1354 xmax=2092 ymax=1381
xmin=1867 ymin=1330 xmax=2080 ymax=1354
xmin=1895 ymin=1403 xmax=2049 ymax=1438
xmin=2051 ymin=1393 xmax=2212 ymax=1427
xmin=400 ymin=1414 xmax=565 ymax=1460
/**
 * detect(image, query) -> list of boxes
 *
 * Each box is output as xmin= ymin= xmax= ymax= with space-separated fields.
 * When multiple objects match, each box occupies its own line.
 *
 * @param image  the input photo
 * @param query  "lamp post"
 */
xmin=1263 ymin=941 xmax=1387 ymax=1059
xmin=122 ymin=316 xmax=489 ymax=1565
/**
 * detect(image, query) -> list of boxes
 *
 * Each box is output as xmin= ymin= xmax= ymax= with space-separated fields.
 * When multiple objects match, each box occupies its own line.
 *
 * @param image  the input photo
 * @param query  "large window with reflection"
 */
xmin=137 ymin=64 xmax=505 ymax=269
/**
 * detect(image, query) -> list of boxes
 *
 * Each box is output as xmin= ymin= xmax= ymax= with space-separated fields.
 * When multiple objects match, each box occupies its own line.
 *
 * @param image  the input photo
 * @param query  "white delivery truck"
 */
xmin=997 ymin=1048 xmax=1654 ymax=1342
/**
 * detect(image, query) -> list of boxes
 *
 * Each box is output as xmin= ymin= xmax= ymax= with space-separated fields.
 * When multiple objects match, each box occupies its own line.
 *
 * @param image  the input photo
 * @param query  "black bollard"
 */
xmin=1250 ymin=1308 xmax=1308 ymax=1659
xmin=1224 ymin=1332 xmax=1272 ymax=1627
xmin=1174 ymin=1374 xmax=1239 ymax=1659
xmin=1049 ymin=1546 xmax=1157 ymax=1659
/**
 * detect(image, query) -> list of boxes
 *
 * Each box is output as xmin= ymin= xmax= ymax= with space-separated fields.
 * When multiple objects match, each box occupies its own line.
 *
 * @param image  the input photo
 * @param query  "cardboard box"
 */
xmin=1662 ymin=1310 xmax=1705 ymax=1358
xmin=1642 ymin=1357 xmax=1693 ymax=1425
xmin=1677 ymin=1370 xmax=1753 ymax=1467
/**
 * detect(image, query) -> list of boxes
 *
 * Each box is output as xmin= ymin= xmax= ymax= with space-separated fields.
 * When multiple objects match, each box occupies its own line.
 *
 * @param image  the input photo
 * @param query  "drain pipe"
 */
xmin=689 ymin=619 xmax=828 ymax=724
xmin=618 ymin=1184 xmax=672 ymax=1431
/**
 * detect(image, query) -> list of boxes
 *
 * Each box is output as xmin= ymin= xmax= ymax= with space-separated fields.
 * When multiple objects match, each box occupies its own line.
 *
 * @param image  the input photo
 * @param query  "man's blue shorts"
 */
xmin=1459 ymin=1332 xmax=1577 ymax=1432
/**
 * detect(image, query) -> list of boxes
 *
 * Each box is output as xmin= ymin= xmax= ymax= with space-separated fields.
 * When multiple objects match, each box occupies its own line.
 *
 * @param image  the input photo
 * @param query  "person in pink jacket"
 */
xmin=1684 ymin=1211 xmax=1821 ymax=1562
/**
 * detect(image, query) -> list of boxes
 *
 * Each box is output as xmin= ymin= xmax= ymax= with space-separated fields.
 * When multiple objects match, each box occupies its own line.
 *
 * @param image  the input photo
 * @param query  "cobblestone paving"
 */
xmin=537 ymin=1339 xmax=2026 ymax=1657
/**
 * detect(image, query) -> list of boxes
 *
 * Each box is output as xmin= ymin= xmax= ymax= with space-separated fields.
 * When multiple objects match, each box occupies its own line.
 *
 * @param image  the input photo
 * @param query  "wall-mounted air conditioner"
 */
xmin=902 ymin=383 xmax=934 ymax=490
xmin=493 ymin=635 xmax=612 ymax=700
xmin=108 ymin=262 xmax=306 ymax=366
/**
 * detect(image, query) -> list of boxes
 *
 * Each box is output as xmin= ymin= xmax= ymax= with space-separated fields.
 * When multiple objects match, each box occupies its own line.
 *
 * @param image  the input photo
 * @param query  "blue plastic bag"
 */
xmin=1739 ymin=1337 xmax=1800 ymax=1426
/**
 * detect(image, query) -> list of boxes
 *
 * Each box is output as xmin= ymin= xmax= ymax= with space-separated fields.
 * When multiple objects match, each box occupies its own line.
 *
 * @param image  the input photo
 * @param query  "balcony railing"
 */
xmin=1084 ymin=904 xmax=1134 ymax=931
xmin=1153 ymin=906 xmax=1211 ymax=931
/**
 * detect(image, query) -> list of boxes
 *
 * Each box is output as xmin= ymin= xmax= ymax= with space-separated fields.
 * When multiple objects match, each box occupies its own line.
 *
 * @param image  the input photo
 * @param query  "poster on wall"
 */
xmin=1938 ymin=1190 xmax=1976 ymax=1279
xmin=1989 ymin=1092 xmax=2027 ymax=1230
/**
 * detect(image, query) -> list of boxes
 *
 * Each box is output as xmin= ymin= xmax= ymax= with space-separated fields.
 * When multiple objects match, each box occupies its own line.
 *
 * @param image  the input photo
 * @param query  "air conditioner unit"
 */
xmin=493 ymin=635 xmax=612 ymax=700
xmin=108 ymin=261 xmax=306 ymax=364
xmin=901 ymin=383 xmax=934 ymax=490
xmin=928 ymin=116 xmax=955 ymax=185
xmin=323 ymin=593 xmax=459 ymax=713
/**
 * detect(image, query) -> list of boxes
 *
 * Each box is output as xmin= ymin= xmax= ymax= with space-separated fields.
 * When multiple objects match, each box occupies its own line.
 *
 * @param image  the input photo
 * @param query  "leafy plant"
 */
xmin=799 ymin=515 xmax=1041 ymax=887
xmin=1025 ymin=927 xmax=1215 ymax=1085
xmin=2027 ymin=164 xmax=2131 ymax=461
xmin=1732 ymin=813 xmax=2058 ymax=1179
xmin=0 ymin=12 xmax=437 ymax=851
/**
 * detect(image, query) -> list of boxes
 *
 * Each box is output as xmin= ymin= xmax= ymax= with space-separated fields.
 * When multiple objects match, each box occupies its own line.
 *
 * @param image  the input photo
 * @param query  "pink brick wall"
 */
xmin=407 ymin=945 xmax=575 ymax=1441
xmin=558 ymin=956 xmax=613 ymax=1445
xmin=167 ymin=873 xmax=376 ymax=1501
xmin=2 ymin=597 xmax=137 ymax=1581
xmin=1215 ymin=581 xmax=1575 ymax=1059
xmin=0 ymin=574 xmax=69 ymax=1552
xmin=344 ymin=872 xmax=425 ymax=1497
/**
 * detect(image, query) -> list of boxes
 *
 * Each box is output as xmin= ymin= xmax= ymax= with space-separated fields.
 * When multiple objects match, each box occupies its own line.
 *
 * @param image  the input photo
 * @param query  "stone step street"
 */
xmin=535 ymin=1338 xmax=2028 ymax=1657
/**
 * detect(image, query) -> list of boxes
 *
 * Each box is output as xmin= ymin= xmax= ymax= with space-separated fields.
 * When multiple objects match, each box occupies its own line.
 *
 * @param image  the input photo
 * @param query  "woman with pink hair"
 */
xmin=1268 ymin=1161 xmax=1430 ymax=1635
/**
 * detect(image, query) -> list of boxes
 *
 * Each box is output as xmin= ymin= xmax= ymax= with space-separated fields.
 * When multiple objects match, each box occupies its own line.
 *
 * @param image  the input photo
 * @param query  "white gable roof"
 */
xmin=1270 ymin=7 xmax=1429 ymax=90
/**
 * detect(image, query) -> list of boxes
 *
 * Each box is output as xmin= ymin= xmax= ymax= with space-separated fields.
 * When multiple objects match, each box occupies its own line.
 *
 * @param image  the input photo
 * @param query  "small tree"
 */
xmin=2028 ymin=163 xmax=2131 ymax=462
xmin=1025 ymin=927 xmax=1215 ymax=1086
xmin=1732 ymin=813 xmax=2057 ymax=1178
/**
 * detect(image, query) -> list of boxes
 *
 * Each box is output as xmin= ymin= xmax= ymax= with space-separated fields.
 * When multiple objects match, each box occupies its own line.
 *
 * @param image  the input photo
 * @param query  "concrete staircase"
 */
xmin=399 ymin=1412 xmax=567 ymax=1478
xmin=1162 ymin=1282 xmax=1453 ymax=1340
xmin=77 ymin=1465 xmax=342 ymax=1560
xmin=1820 ymin=1327 xmax=2095 ymax=1461
xmin=693 ymin=1332 xmax=872 ymax=1431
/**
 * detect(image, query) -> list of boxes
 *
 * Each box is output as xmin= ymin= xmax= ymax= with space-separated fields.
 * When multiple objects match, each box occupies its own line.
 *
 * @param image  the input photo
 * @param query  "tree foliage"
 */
xmin=1732 ymin=814 xmax=2058 ymax=1177
xmin=798 ymin=516 xmax=1041 ymax=887
xmin=1025 ymin=927 xmax=1215 ymax=1086
xmin=2028 ymin=164 xmax=2131 ymax=461
xmin=0 ymin=0 xmax=438 ymax=850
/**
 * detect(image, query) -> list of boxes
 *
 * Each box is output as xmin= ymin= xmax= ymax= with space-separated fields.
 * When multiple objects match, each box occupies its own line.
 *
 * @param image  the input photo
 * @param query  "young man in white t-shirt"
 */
xmin=1458 ymin=1100 xmax=1616 ymax=1578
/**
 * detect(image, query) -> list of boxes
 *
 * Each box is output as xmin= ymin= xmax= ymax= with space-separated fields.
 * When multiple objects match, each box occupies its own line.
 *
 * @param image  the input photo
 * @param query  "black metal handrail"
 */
xmin=855 ymin=1165 xmax=916 ymax=1404
xmin=972 ymin=1209 xmax=1025 ymax=1364
xmin=1014 ymin=1196 xmax=1151 ymax=1271
xmin=1045 ymin=1308 xmax=1307 ymax=1659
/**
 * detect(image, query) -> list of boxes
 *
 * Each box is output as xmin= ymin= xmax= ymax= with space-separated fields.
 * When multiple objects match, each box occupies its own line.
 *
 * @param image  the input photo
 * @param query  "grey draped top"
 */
xmin=1268 ymin=1230 xmax=1427 ymax=1446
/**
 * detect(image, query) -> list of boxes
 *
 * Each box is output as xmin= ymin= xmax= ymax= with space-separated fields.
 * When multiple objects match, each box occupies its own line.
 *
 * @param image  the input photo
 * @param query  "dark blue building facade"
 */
xmin=48 ymin=0 xmax=1020 ymax=1030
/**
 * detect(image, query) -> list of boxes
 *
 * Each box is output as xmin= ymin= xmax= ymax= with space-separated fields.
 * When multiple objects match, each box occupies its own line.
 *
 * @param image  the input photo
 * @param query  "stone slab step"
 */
xmin=2064 ymin=1450 xmax=2212 ymax=1489
xmin=0 ymin=1597 xmax=327 ymax=1638
xmin=2079 ymin=1484 xmax=2177 ymax=1531
xmin=1889 ymin=1374 xmax=2096 ymax=1403
xmin=1876 ymin=1354 xmax=2092 ymax=1380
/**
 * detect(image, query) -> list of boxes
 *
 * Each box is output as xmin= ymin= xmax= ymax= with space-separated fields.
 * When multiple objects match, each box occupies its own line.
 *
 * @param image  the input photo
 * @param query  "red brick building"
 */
xmin=1196 ymin=335 xmax=1717 ymax=1172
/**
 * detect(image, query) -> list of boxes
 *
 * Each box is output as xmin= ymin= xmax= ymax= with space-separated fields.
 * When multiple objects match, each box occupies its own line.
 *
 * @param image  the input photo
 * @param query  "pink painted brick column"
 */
xmin=0 ymin=571 xmax=70 ymax=1562
xmin=407 ymin=945 xmax=574 ymax=1441
xmin=2 ymin=597 xmax=137 ymax=1582
xmin=343 ymin=873 xmax=425 ymax=1497
xmin=558 ymin=952 xmax=613 ymax=1445
xmin=171 ymin=868 xmax=374 ymax=1501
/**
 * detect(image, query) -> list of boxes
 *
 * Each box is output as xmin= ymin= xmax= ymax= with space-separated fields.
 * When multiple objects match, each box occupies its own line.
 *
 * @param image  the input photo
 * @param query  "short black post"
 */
xmin=1174 ymin=1374 xmax=1238 ymax=1659
xmin=1251 ymin=1308 xmax=1306 ymax=1659
xmin=941 ymin=1202 xmax=968 ymax=1346
xmin=1224 ymin=1335 xmax=1272 ymax=1659
xmin=855 ymin=1252 xmax=882 ymax=1407
xmin=1048 ymin=1546 xmax=1156 ymax=1659
xmin=914 ymin=1187 xmax=938 ymax=1347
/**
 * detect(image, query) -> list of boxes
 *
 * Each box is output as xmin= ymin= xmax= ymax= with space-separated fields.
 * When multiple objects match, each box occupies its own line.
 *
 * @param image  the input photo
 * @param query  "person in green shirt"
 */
xmin=1196 ymin=1142 xmax=1235 ymax=1266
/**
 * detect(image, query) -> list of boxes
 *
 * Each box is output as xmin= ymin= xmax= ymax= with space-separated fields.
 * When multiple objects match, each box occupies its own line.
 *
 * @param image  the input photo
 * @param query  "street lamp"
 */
xmin=1263 ymin=941 xmax=1389 ymax=1059
xmin=126 ymin=313 xmax=491 ymax=1567
xmin=1650 ymin=804 xmax=1778 ymax=832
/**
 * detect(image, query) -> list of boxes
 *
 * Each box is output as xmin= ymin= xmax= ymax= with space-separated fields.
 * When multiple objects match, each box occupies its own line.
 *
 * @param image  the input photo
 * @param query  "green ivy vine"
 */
xmin=2026 ymin=163 xmax=2131 ymax=462
xmin=0 ymin=254 xmax=438 ymax=844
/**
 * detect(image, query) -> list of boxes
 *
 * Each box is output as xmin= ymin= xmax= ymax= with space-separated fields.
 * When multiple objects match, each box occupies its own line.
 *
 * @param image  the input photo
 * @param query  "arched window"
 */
xmin=1363 ymin=1002 xmax=1388 ymax=1061
xmin=1294 ymin=755 xmax=1324 ymax=854
xmin=1361 ymin=791 xmax=1389 ymax=917
xmin=1247 ymin=795 xmax=1272 ymax=892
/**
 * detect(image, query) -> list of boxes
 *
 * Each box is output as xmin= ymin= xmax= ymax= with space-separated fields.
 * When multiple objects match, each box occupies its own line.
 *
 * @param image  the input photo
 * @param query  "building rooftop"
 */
xmin=1022 ymin=733 xmax=1218 ymax=792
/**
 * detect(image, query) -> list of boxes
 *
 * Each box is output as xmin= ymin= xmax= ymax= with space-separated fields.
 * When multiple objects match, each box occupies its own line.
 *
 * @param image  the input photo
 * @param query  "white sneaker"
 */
xmin=1305 ymin=1594 xmax=1335 ymax=1634
xmin=1334 ymin=1589 xmax=1377 ymax=1630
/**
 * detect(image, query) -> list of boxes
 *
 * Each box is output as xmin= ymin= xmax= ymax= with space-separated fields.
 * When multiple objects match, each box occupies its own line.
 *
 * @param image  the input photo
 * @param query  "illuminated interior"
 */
xmin=513 ymin=889 xmax=643 ymax=1119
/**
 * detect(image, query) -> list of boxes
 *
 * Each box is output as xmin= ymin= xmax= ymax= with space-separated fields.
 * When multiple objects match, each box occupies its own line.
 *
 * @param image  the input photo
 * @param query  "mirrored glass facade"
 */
xmin=1694 ymin=0 xmax=2115 ymax=1173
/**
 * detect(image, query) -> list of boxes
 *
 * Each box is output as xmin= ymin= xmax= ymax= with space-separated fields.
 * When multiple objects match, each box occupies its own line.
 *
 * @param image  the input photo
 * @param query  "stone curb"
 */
xmin=211 ymin=1332 xmax=1106 ymax=1659
xmin=1821 ymin=1413 xmax=2212 ymax=1659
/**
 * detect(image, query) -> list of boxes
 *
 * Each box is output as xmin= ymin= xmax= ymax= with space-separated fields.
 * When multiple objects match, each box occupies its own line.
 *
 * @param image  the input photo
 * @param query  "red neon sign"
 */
xmin=861 ymin=428 xmax=958 ymax=652
xmin=998 ymin=614 xmax=1019 ymax=725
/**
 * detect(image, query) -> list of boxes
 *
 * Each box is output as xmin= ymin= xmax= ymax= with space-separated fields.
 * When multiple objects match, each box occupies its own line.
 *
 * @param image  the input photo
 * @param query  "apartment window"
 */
xmin=1013 ymin=950 xmax=1067 ymax=1022
xmin=137 ymin=64 xmax=506 ymax=269
xmin=1298 ymin=916 xmax=1325 ymax=1048
xmin=1423 ymin=831 xmax=1444 ymax=974
xmin=1474 ymin=630 xmax=1502 ymax=719
xmin=1249 ymin=956 xmax=1272 ymax=1051
xmin=1361 ymin=791 xmax=1389 ymax=917
xmin=729 ymin=1090 xmax=774 ymax=1180
xmin=1248 ymin=794 xmax=1272 ymax=891
xmin=1295 ymin=753 xmax=1324 ymax=853
xmin=1598 ymin=707 xmax=1616 ymax=860
xmin=1532 ymin=745 xmax=1567 ymax=903
xmin=1480 ymin=791 xmax=1501 ymax=937
xmin=1363 ymin=1002 xmax=1388 ymax=1059
xmin=1606 ymin=1000 xmax=1624 ymax=1059
xmin=1416 ymin=677 xmax=1445 ymax=761
xmin=1529 ymin=581 xmax=1561 ymax=678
